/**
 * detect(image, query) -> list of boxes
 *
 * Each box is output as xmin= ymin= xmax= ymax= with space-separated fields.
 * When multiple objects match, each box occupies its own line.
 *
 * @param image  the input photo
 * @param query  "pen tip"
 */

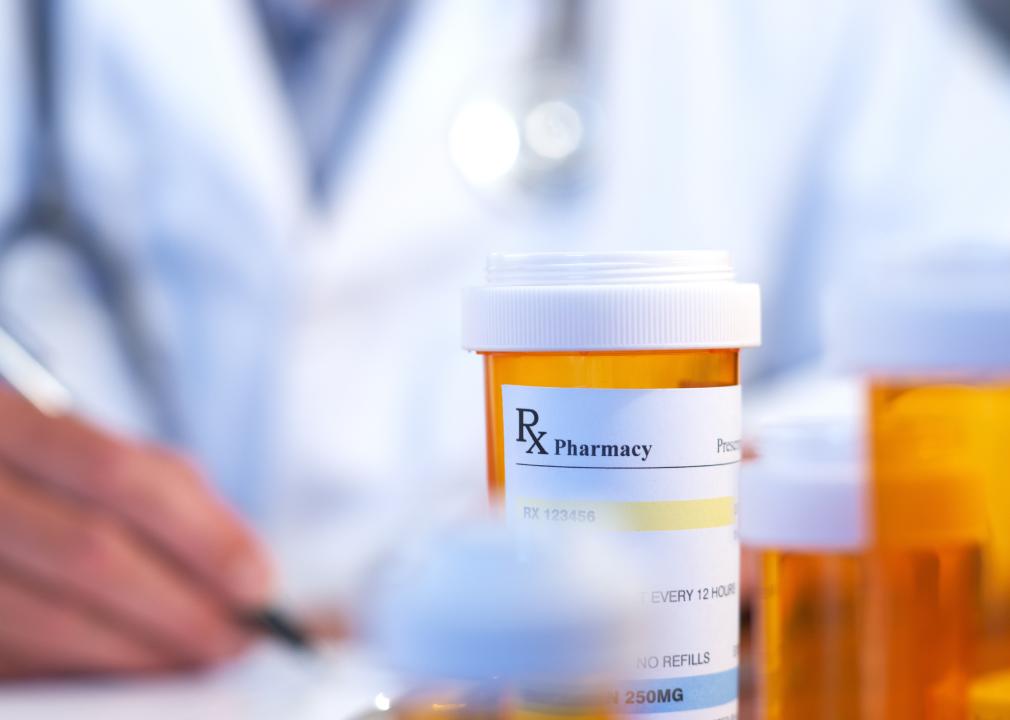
xmin=243 ymin=608 xmax=313 ymax=651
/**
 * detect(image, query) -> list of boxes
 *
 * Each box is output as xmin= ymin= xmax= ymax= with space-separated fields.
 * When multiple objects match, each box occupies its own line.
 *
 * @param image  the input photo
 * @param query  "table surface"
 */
xmin=0 ymin=644 xmax=398 ymax=720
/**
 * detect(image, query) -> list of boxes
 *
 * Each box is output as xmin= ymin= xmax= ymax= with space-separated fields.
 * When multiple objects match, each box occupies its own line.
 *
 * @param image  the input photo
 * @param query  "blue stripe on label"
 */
xmin=620 ymin=668 xmax=738 ymax=713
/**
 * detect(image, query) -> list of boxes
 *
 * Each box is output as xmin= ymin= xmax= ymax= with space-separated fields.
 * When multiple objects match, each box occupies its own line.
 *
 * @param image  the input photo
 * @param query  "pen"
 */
xmin=0 ymin=324 xmax=312 ymax=652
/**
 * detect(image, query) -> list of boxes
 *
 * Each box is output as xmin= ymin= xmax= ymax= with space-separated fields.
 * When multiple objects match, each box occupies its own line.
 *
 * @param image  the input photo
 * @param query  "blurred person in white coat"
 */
xmin=0 ymin=0 xmax=1009 ymax=676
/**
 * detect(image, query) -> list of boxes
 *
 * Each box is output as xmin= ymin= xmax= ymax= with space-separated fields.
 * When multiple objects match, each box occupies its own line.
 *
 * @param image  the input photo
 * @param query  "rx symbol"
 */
xmin=516 ymin=408 xmax=548 ymax=455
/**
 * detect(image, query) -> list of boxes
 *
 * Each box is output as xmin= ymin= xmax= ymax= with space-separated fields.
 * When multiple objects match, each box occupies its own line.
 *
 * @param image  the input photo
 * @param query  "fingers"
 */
xmin=0 ymin=466 xmax=250 ymax=665
xmin=0 ymin=571 xmax=167 ymax=677
xmin=0 ymin=388 xmax=272 ymax=607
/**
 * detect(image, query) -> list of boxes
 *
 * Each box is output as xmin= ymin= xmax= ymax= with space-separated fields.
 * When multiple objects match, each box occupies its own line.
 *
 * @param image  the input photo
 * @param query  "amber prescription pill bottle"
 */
xmin=826 ymin=245 xmax=1010 ymax=719
xmin=462 ymin=252 xmax=761 ymax=719
xmin=741 ymin=419 xmax=867 ymax=720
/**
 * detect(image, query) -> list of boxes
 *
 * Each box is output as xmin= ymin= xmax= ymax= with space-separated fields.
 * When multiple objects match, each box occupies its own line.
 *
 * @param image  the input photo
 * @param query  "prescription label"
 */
xmin=502 ymin=385 xmax=741 ymax=720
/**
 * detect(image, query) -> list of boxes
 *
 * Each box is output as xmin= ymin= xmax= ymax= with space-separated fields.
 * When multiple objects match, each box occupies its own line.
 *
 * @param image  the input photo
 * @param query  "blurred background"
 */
xmin=1 ymin=0 xmax=1010 ymax=711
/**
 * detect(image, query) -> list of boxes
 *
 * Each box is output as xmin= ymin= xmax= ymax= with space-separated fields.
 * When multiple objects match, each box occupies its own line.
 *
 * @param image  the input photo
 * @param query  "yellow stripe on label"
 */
xmin=517 ymin=497 xmax=734 ymax=532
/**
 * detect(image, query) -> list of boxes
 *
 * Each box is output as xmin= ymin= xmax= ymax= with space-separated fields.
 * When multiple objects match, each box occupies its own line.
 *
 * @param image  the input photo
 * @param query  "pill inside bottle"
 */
xmin=971 ymin=670 xmax=1010 ymax=720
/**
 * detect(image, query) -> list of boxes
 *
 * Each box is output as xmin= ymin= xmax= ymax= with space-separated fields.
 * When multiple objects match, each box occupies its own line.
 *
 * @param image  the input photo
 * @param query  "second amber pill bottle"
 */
xmin=827 ymin=245 xmax=1010 ymax=719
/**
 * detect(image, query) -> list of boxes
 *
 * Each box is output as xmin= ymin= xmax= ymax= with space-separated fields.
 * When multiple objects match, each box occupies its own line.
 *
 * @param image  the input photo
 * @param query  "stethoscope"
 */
xmin=0 ymin=0 xmax=604 ymax=437
xmin=447 ymin=0 xmax=602 ymax=208
xmin=2 ymin=0 xmax=177 ymax=439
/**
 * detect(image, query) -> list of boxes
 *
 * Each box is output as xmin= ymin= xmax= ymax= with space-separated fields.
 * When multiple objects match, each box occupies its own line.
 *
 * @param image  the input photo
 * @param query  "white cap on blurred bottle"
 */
xmin=370 ymin=523 xmax=639 ymax=684
xmin=824 ymin=242 xmax=1010 ymax=374
xmin=740 ymin=418 xmax=865 ymax=551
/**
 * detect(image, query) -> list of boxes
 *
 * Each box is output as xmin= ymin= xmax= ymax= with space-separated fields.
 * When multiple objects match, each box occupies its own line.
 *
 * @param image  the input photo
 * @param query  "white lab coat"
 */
xmin=2 ymin=0 xmax=1010 ymax=600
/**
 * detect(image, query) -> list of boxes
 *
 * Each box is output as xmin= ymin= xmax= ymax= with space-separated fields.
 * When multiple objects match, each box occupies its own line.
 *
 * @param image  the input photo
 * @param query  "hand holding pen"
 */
xmin=0 ymin=328 xmax=306 ymax=677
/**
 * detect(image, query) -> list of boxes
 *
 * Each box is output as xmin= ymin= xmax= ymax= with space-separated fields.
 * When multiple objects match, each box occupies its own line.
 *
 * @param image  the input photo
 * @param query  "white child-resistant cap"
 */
xmin=740 ymin=419 xmax=866 ymax=551
xmin=825 ymin=242 xmax=1010 ymax=374
xmin=462 ymin=251 xmax=761 ymax=351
